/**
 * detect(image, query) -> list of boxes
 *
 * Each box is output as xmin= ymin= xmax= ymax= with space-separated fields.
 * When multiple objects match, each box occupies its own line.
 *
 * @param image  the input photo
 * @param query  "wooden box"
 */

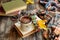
xmin=14 ymin=22 xmax=38 ymax=38
xmin=0 ymin=0 xmax=27 ymax=16
xmin=0 ymin=6 xmax=19 ymax=16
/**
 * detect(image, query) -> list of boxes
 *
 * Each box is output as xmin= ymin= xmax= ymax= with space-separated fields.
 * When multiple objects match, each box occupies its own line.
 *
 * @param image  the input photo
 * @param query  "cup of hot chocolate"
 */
xmin=20 ymin=16 xmax=34 ymax=32
xmin=20 ymin=16 xmax=31 ymax=24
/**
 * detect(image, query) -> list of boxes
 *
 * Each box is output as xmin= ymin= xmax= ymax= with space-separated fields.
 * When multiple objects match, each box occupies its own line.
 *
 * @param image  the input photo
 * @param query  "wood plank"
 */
xmin=36 ymin=30 xmax=43 ymax=40
xmin=22 ymin=34 xmax=36 ymax=40
xmin=0 ymin=17 xmax=7 ymax=34
xmin=0 ymin=17 xmax=8 ymax=40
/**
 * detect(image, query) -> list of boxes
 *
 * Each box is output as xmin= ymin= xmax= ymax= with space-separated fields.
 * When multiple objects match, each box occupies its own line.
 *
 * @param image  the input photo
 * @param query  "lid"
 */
xmin=1 ymin=0 xmax=27 ymax=14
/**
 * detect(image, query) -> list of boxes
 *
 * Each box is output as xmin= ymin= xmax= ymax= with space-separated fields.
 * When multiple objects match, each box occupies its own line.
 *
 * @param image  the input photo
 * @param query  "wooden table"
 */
xmin=0 ymin=0 xmax=45 ymax=40
xmin=0 ymin=17 xmax=43 ymax=40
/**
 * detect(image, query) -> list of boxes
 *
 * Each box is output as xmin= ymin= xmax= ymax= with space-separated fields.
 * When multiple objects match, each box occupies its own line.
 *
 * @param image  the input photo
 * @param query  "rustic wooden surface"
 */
xmin=0 ymin=17 xmax=43 ymax=40
xmin=0 ymin=0 xmax=44 ymax=40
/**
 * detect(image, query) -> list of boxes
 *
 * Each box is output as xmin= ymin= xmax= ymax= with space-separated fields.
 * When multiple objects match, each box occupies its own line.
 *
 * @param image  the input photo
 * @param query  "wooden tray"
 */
xmin=14 ymin=22 xmax=38 ymax=38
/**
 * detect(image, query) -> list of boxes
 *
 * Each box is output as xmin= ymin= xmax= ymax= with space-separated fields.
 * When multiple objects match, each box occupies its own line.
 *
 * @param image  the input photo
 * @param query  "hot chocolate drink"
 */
xmin=20 ymin=16 xmax=34 ymax=32
xmin=20 ymin=16 xmax=31 ymax=24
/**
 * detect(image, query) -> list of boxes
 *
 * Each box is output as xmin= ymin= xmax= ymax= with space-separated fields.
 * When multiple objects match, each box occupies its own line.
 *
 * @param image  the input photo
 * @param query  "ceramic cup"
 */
xmin=20 ymin=16 xmax=34 ymax=32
